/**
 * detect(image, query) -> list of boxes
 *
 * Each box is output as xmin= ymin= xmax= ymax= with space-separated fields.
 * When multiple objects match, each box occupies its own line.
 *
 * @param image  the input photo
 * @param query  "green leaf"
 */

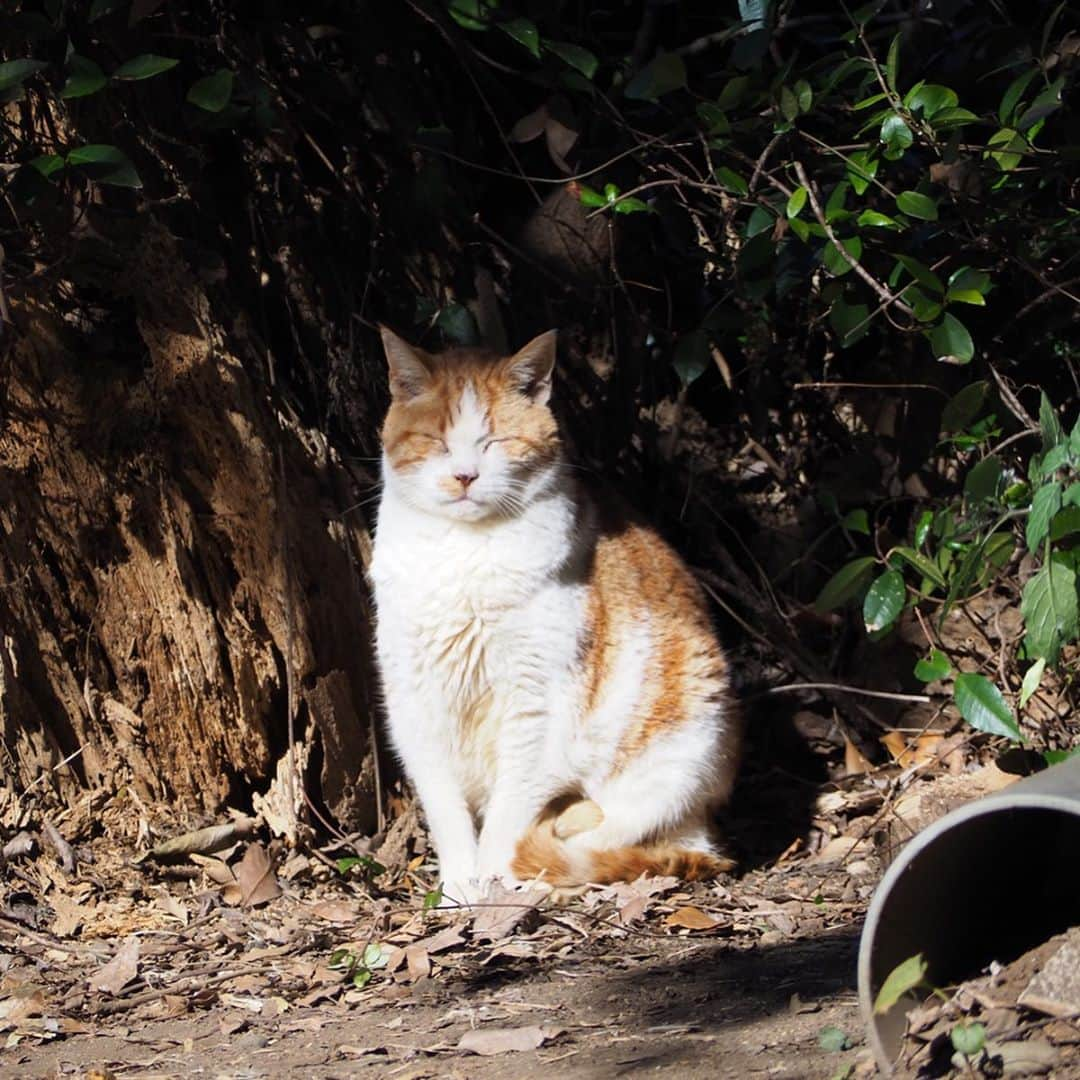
xmin=818 ymin=1026 xmax=852 ymax=1052
xmin=1040 ymin=391 xmax=1064 ymax=451
xmin=825 ymin=180 xmax=849 ymax=222
xmin=905 ymin=83 xmax=958 ymax=119
xmin=880 ymin=114 xmax=912 ymax=158
xmin=929 ymin=313 xmax=974 ymax=364
xmin=891 ymin=546 xmax=947 ymax=589
xmin=964 ymin=454 xmax=1002 ymax=504
xmin=1017 ymin=76 xmax=1064 ymax=131
xmin=907 ymin=288 xmax=942 ymax=324
xmin=953 ymin=673 xmax=1021 ymax=740
xmin=915 ymin=649 xmax=951 ymax=683
xmin=894 ymin=255 xmax=944 ymax=295
xmin=795 ymin=79 xmax=812 ymax=113
xmin=874 ymin=954 xmax=927 ymax=1015
xmin=577 ymin=184 xmax=606 ymax=208
xmin=447 ymin=0 xmax=499 ymax=30
xmin=362 ymin=942 xmax=390 ymax=970
xmin=941 ymin=381 xmax=988 ymax=432
xmin=186 ymin=68 xmax=234 ymax=112
xmin=543 ymin=41 xmax=598 ymax=80
xmin=673 ymin=330 xmax=710 ymax=387
xmin=1045 ymin=748 xmax=1080 ymax=766
xmin=716 ymin=75 xmax=749 ymax=110
xmin=613 ymin=196 xmax=649 ymax=214
xmin=896 ymin=190 xmax=939 ymax=221
xmin=915 ymin=509 xmax=933 ymax=548
xmin=930 ymin=106 xmax=980 ymax=128
xmin=1022 ymin=554 xmax=1078 ymax=664
xmin=841 ymin=508 xmax=869 ymax=535
xmin=336 ymin=853 xmax=386 ymax=876
xmin=823 ymin=236 xmax=863 ymax=277
xmin=61 ymin=56 xmax=107 ymax=99
xmin=863 ymin=569 xmax=905 ymax=632
xmin=1050 ymin=506 xmax=1080 ymax=542
xmin=885 ymin=33 xmax=900 ymax=92
xmin=715 ymin=166 xmax=748 ymax=195
xmin=1019 ymin=657 xmax=1046 ymax=709
xmin=66 ymin=144 xmax=141 ymax=188
xmin=845 ymin=150 xmax=878 ymax=195
xmin=0 ymin=59 xmax=49 ymax=92
xmin=1000 ymin=68 xmax=1039 ymax=124
xmin=112 ymin=54 xmax=179 ymax=81
xmin=1039 ymin=444 xmax=1072 ymax=479
xmin=423 ymin=886 xmax=444 ymax=910
xmin=829 ymin=299 xmax=871 ymax=346
xmin=1064 ymin=482 xmax=1080 ymax=508
xmin=946 ymin=288 xmax=985 ymax=306
xmin=951 ymin=1023 xmax=986 ymax=1058
xmin=500 ymin=17 xmax=540 ymax=58
xmin=786 ymin=186 xmax=807 ymax=219
xmin=857 ymin=209 xmax=900 ymax=229
xmin=625 ymin=51 xmax=686 ymax=102
xmin=30 ymin=154 xmax=64 ymax=179
xmin=1027 ymin=481 xmax=1063 ymax=550
xmin=779 ymin=84 xmax=799 ymax=123
xmin=987 ymin=127 xmax=1025 ymax=171
xmin=854 ymin=92 xmax=889 ymax=111
xmin=814 ymin=557 xmax=877 ymax=613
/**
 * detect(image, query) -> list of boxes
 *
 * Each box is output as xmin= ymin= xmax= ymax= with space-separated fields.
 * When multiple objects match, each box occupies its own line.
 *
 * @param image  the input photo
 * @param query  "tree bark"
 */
xmin=0 ymin=219 xmax=381 ymax=832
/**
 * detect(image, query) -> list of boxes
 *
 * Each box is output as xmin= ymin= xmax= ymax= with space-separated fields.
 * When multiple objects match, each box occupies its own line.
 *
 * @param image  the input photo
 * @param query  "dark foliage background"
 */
xmin=3 ymin=0 xmax=1079 ymax=819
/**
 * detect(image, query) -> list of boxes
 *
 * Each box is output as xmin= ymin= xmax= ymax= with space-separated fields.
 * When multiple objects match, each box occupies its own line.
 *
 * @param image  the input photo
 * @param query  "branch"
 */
xmin=793 ymin=159 xmax=915 ymax=319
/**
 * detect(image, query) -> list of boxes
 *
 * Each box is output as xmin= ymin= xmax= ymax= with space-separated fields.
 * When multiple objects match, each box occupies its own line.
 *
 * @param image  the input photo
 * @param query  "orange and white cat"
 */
xmin=369 ymin=327 xmax=739 ymax=901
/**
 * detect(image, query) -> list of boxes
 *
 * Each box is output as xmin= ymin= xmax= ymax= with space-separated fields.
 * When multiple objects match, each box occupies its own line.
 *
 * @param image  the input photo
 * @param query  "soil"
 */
xmin=5 ymin=703 xmax=1075 ymax=1080
xmin=2 ymin=777 xmax=876 ymax=1080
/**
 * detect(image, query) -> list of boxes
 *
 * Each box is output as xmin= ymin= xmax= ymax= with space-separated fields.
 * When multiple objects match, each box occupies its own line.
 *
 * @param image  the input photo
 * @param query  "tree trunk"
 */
xmin=0 ymin=219 xmax=381 ymax=833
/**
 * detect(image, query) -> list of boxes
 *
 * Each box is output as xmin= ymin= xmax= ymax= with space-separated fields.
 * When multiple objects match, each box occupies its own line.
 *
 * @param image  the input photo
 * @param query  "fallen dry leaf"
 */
xmin=470 ymin=881 xmax=547 ymax=942
xmin=405 ymin=945 xmax=430 ymax=981
xmin=881 ymin=731 xmax=943 ymax=768
xmin=664 ymin=906 xmax=720 ymax=931
xmin=146 ymin=818 xmax=257 ymax=862
xmin=89 ymin=936 xmax=140 ymax=996
xmin=309 ymin=899 xmax=359 ymax=923
xmin=50 ymin=894 xmax=93 ymax=939
xmin=843 ymin=735 xmax=873 ymax=776
xmin=223 ymin=843 xmax=281 ymax=907
xmin=457 ymin=1024 xmax=559 ymax=1055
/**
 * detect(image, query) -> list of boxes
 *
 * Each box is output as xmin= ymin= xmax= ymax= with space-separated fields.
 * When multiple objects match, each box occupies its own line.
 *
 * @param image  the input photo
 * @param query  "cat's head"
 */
xmin=378 ymin=327 xmax=562 ymax=522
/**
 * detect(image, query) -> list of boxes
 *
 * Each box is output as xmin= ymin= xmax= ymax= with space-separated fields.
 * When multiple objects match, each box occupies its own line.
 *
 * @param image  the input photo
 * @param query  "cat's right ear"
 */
xmin=380 ymin=326 xmax=433 ymax=400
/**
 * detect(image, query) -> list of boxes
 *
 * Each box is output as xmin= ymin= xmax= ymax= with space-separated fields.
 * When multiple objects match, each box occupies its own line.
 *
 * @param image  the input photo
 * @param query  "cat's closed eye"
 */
xmin=413 ymin=433 xmax=448 ymax=451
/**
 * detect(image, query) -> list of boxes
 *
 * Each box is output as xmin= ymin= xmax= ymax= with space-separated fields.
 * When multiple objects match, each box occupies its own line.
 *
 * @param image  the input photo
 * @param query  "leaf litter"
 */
xmin=5 ymin=737 xmax=1069 ymax=1077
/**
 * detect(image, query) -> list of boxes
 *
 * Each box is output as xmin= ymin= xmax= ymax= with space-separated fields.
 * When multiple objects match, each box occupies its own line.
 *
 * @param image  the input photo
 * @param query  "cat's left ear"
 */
xmin=507 ymin=330 xmax=557 ymax=405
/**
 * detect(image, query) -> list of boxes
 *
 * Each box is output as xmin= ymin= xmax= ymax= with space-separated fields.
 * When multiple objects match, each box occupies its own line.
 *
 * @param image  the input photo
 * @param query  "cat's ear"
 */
xmin=506 ymin=330 xmax=557 ymax=405
xmin=380 ymin=326 xmax=433 ymax=400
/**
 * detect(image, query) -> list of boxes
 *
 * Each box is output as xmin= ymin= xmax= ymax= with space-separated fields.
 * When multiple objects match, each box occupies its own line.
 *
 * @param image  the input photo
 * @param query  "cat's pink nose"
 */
xmin=454 ymin=470 xmax=478 ymax=489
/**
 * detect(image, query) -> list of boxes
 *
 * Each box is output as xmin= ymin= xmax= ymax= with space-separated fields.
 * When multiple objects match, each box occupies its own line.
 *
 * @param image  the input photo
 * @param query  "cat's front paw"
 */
xmin=436 ymin=875 xmax=485 ymax=908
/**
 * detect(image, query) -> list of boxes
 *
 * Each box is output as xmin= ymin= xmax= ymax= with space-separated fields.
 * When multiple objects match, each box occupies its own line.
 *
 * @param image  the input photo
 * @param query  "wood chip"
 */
xmin=664 ymin=906 xmax=720 ymax=931
xmin=457 ymin=1023 xmax=559 ymax=1055
xmin=89 ymin=937 xmax=140 ymax=996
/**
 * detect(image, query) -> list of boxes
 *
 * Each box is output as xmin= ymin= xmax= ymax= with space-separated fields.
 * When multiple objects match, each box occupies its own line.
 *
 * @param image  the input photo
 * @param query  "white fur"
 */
xmin=370 ymin=386 xmax=727 ymax=900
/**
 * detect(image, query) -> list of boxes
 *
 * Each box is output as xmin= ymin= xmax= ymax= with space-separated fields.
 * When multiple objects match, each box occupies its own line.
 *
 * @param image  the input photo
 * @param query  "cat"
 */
xmin=369 ymin=326 xmax=740 ymax=901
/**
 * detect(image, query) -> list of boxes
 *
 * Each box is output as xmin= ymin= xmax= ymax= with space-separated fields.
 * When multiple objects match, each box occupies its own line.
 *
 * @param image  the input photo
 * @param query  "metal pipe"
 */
xmin=858 ymin=755 xmax=1080 ymax=1074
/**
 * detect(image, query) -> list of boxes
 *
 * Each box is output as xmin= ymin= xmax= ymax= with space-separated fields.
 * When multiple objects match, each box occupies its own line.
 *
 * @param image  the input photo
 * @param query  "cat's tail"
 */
xmin=510 ymin=802 xmax=734 ymax=887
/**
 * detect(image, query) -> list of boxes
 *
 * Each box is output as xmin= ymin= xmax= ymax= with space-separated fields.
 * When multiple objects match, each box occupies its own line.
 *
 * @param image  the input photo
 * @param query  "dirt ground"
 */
xmin=2 ymin=865 xmax=867 ymax=1080
xmin=6 ymin=706 xmax=1079 ymax=1080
